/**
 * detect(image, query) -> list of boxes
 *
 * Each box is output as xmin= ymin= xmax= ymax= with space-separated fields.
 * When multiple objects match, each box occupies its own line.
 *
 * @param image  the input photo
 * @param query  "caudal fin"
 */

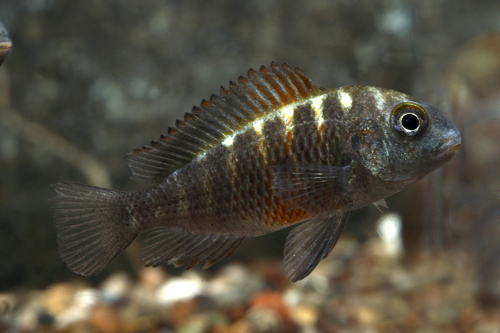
xmin=50 ymin=182 xmax=137 ymax=277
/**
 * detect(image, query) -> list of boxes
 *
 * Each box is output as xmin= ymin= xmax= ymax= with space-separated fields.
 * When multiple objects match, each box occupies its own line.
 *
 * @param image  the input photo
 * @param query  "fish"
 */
xmin=50 ymin=62 xmax=461 ymax=282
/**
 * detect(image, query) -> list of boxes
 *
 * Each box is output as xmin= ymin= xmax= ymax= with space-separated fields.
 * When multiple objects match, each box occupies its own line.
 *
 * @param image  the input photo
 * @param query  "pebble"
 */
xmin=89 ymin=305 xmax=123 ymax=333
xmin=156 ymin=271 xmax=204 ymax=306
xmin=138 ymin=267 xmax=168 ymax=290
xmin=74 ymin=288 xmax=100 ymax=308
xmin=55 ymin=305 xmax=90 ymax=330
xmin=245 ymin=307 xmax=284 ymax=333
xmin=100 ymin=272 xmax=132 ymax=304
xmin=42 ymin=282 xmax=75 ymax=315
xmin=288 ymin=305 xmax=318 ymax=328
xmin=250 ymin=291 xmax=289 ymax=321
xmin=206 ymin=264 xmax=264 ymax=306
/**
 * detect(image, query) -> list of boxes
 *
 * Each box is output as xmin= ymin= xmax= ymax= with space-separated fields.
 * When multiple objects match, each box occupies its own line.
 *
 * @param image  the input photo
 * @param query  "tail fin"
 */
xmin=50 ymin=182 xmax=137 ymax=277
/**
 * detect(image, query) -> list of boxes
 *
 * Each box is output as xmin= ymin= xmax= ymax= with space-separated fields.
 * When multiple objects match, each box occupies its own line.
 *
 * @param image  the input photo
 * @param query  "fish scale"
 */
xmin=50 ymin=62 xmax=461 ymax=282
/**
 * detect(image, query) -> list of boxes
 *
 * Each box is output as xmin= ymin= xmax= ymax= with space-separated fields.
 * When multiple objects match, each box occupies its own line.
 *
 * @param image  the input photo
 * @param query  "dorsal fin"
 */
xmin=126 ymin=62 xmax=321 ymax=185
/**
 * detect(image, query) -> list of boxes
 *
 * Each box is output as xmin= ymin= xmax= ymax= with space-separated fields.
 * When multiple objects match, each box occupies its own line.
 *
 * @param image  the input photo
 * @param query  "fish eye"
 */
xmin=391 ymin=103 xmax=428 ymax=138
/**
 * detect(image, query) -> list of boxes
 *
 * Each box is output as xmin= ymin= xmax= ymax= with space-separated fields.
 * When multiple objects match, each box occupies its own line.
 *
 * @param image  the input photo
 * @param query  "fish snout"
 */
xmin=0 ymin=41 xmax=12 ymax=64
xmin=434 ymin=131 xmax=462 ymax=157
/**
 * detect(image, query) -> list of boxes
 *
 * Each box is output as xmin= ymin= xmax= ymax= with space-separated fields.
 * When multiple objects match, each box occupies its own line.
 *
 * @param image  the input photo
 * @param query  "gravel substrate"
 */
xmin=1 ymin=236 xmax=497 ymax=333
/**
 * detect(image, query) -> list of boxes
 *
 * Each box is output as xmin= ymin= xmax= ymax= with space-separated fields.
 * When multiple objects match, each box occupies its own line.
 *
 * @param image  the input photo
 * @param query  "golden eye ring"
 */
xmin=391 ymin=103 xmax=428 ymax=138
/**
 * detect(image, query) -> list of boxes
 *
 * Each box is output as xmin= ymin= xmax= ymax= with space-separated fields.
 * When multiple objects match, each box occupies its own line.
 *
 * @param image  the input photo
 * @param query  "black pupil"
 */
xmin=401 ymin=113 xmax=419 ymax=131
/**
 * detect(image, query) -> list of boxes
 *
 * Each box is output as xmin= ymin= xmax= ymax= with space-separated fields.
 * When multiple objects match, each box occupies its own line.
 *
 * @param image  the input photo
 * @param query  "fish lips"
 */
xmin=433 ymin=131 xmax=462 ymax=159
xmin=0 ymin=43 xmax=12 ymax=66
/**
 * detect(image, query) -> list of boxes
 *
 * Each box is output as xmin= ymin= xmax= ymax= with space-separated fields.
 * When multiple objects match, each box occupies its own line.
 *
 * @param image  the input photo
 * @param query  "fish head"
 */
xmin=350 ymin=89 xmax=461 ymax=185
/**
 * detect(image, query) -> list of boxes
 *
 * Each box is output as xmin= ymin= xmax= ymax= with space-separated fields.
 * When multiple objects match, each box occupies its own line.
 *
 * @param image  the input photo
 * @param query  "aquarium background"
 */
xmin=1 ymin=0 xmax=500 ymax=332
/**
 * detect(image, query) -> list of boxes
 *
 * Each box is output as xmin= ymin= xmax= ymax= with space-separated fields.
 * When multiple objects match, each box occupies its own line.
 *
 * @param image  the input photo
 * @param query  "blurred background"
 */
xmin=1 ymin=0 xmax=500 ymax=332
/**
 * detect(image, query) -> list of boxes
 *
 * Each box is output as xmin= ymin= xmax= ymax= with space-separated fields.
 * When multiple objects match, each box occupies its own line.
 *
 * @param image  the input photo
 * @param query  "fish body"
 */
xmin=51 ymin=63 xmax=461 ymax=281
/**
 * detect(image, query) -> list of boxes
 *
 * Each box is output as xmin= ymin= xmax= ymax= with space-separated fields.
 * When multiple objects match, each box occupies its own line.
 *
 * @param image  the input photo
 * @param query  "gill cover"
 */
xmin=350 ymin=120 xmax=395 ymax=181
xmin=350 ymin=102 xmax=433 ymax=182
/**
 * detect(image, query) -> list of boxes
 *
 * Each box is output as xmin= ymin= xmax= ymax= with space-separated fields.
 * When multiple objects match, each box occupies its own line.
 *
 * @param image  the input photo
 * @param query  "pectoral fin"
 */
xmin=269 ymin=161 xmax=351 ymax=211
xmin=284 ymin=212 xmax=349 ymax=282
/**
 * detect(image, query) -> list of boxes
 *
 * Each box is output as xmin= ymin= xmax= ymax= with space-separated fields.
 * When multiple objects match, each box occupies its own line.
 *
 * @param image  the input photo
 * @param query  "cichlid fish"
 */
xmin=50 ymin=63 xmax=461 ymax=282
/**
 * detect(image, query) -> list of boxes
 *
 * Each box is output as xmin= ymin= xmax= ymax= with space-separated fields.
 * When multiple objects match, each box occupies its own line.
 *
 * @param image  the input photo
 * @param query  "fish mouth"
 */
xmin=0 ymin=42 xmax=12 ymax=66
xmin=0 ymin=41 xmax=11 ymax=49
xmin=0 ymin=41 xmax=12 ymax=53
xmin=434 ymin=136 xmax=461 ymax=157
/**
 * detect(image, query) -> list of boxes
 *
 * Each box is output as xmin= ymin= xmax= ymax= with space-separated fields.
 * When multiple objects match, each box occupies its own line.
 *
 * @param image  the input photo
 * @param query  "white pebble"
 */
xmin=156 ymin=272 xmax=203 ymax=305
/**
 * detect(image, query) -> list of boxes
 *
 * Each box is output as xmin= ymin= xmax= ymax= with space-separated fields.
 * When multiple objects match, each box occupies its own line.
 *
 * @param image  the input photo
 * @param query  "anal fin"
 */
xmin=140 ymin=229 xmax=244 ymax=270
xmin=285 ymin=212 xmax=349 ymax=282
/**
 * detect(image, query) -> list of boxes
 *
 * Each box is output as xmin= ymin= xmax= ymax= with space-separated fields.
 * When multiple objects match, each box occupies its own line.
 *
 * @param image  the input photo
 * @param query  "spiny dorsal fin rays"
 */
xmin=248 ymin=69 xmax=282 ymax=109
xmin=190 ymin=106 xmax=233 ymax=138
xmin=209 ymin=93 xmax=247 ymax=124
xmin=271 ymin=63 xmax=302 ymax=102
xmin=258 ymin=65 xmax=293 ymax=105
xmin=199 ymin=99 xmax=239 ymax=131
xmin=218 ymin=86 xmax=256 ymax=121
xmin=283 ymin=64 xmax=316 ymax=99
xmin=126 ymin=63 xmax=321 ymax=185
